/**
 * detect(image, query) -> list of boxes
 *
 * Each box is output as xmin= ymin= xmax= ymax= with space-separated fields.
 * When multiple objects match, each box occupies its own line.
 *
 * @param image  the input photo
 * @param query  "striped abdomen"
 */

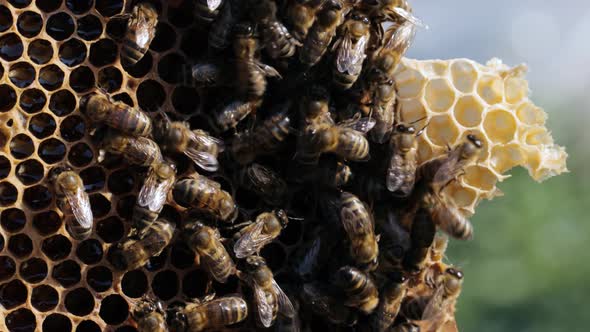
xmin=335 ymin=266 xmax=379 ymax=314
xmin=132 ymin=205 xmax=159 ymax=231
xmin=236 ymin=61 xmax=267 ymax=101
xmin=335 ymin=129 xmax=369 ymax=161
xmin=263 ymin=22 xmax=298 ymax=59
xmin=106 ymin=104 xmax=152 ymax=137
xmin=121 ymin=33 xmax=149 ymax=67
xmin=195 ymin=0 xmax=223 ymax=24
xmin=187 ymin=296 xmax=248 ymax=330
xmin=256 ymin=113 xmax=291 ymax=151
xmin=55 ymin=191 xmax=91 ymax=241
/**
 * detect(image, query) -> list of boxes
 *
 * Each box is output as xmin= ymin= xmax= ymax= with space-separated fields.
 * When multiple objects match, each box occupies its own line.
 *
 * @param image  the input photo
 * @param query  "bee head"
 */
xmin=168 ymin=304 xmax=188 ymax=332
xmin=154 ymin=161 xmax=176 ymax=180
xmin=185 ymin=222 xmax=209 ymax=247
xmin=48 ymin=166 xmax=70 ymax=183
xmin=233 ymin=23 xmax=255 ymax=38
xmin=461 ymin=134 xmax=483 ymax=159
xmin=335 ymin=162 xmax=352 ymax=186
xmin=275 ymin=209 xmax=289 ymax=227
xmin=445 ymin=267 xmax=464 ymax=280
xmin=444 ymin=268 xmax=464 ymax=295
xmin=243 ymin=255 xmax=266 ymax=271
xmin=57 ymin=172 xmax=80 ymax=192
xmin=132 ymin=297 xmax=159 ymax=320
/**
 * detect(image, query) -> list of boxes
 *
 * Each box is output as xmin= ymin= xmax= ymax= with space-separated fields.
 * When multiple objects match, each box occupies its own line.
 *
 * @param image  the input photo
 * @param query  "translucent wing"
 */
xmin=133 ymin=5 xmax=157 ymax=49
xmin=191 ymin=130 xmax=225 ymax=153
xmin=256 ymin=61 xmax=282 ymax=79
xmin=233 ymin=221 xmax=275 ymax=258
xmin=338 ymin=113 xmax=376 ymax=133
xmin=185 ymin=149 xmax=219 ymax=172
xmin=337 ymin=32 xmax=368 ymax=75
xmin=391 ymin=7 xmax=428 ymax=29
xmin=383 ymin=20 xmax=416 ymax=52
xmin=431 ymin=148 xmax=464 ymax=191
xmin=207 ymin=0 xmax=223 ymax=11
xmin=253 ymin=282 xmax=274 ymax=328
xmin=273 ymin=279 xmax=296 ymax=318
xmin=421 ymin=285 xmax=446 ymax=321
xmin=137 ymin=167 xmax=173 ymax=212
xmin=65 ymin=186 xmax=93 ymax=230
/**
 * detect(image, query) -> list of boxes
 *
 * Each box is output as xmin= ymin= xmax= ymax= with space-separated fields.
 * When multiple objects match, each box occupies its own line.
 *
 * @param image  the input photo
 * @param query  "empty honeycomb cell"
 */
xmin=19 ymin=88 xmax=47 ymax=114
xmin=450 ymin=59 xmax=478 ymax=93
xmin=32 ymin=210 xmax=62 ymax=236
xmin=112 ymin=91 xmax=134 ymax=106
xmin=158 ymin=53 xmax=189 ymax=84
xmin=60 ymin=115 xmax=86 ymax=142
xmin=504 ymin=76 xmax=528 ymax=104
xmin=107 ymin=168 xmax=135 ymax=194
xmin=394 ymin=67 xmax=425 ymax=99
xmin=6 ymin=308 xmax=36 ymax=332
xmin=89 ymin=38 xmax=118 ymax=67
xmin=89 ymin=193 xmax=111 ymax=218
xmin=76 ymin=239 xmax=103 ymax=264
xmin=0 ymin=256 xmax=17 ymax=281
xmin=99 ymin=294 xmax=129 ymax=325
xmin=523 ymin=126 xmax=553 ymax=146
xmin=49 ymin=89 xmax=76 ymax=116
xmin=17 ymin=11 xmax=43 ymax=38
xmin=424 ymin=78 xmax=456 ymax=113
xmin=0 ymin=33 xmax=24 ymax=61
xmin=151 ymin=22 xmax=177 ymax=53
xmin=77 ymin=14 xmax=103 ymax=41
xmin=66 ymin=0 xmax=93 ymax=14
xmin=516 ymin=102 xmax=547 ymax=126
xmin=115 ymin=194 xmax=135 ymax=219
xmin=443 ymin=182 xmax=478 ymax=210
xmin=1 ymin=208 xmax=26 ymax=232
xmin=8 ymin=0 xmax=32 ymax=8
xmin=64 ymin=287 xmax=94 ymax=316
xmin=123 ymin=49 xmax=153 ymax=78
xmin=9 ymin=62 xmax=36 ymax=88
xmin=42 ymin=314 xmax=72 ymax=332
xmin=58 ymin=38 xmax=87 ymax=67
xmin=19 ymin=257 xmax=48 ymax=283
xmin=464 ymin=165 xmax=499 ymax=191
xmin=76 ymin=320 xmax=101 ymax=332
xmin=182 ymin=269 xmax=209 ymax=298
xmin=96 ymin=216 xmax=124 ymax=243
xmin=38 ymin=137 xmax=67 ymax=164
xmin=79 ymin=166 xmax=105 ymax=192
xmin=16 ymin=159 xmax=45 ymax=185
xmin=39 ymin=64 xmax=65 ymax=91
xmin=31 ymin=284 xmax=59 ymax=311
xmin=145 ymin=248 xmax=168 ymax=271
xmin=8 ymin=233 xmax=33 ymax=258
xmin=0 ymin=85 xmax=17 ymax=113
xmin=95 ymin=0 xmax=124 ymax=17
xmin=42 ymin=234 xmax=72 ymax=261
xmin=10 ymin=134 xmax=35 ymax=159
xmin=35 ymin=0 xmax=62 ymax=13
xmin=67 ymin=142 xmax=94 ymax=167
xmin=424 ymin=114 xmax=460 ymax=147
xmin=0 ymin=6 xmax=13 ymax=32
xmin=0 ymin=181 xmax=18 ymax=206
xmin=97 ymin=66 xmax=123 ymax=92
xmin=167 ymin=0 xmax=194 ymax=28
xmin=86 ymin=265 xmax=112 ymax=292
xmin=261 ymin=242 xmax=287 ymax=272
xmin=121 ymin=269 xmax=148 ymax=298
xmin=28 ymin=39 xmax=53 ymax=65
xmin=0 ymin=155 xmax=10 ymax=179
xmin=0 ymin=279 xmax=28 ymax=309
xmin=69 ymin=66 xmax=95 ymax=93
xmin=172 ymin=86 xmax=200 ymax=115
xmin=170 ymin=242 xmax=196 ymax=269
xmin=105 ymin=15 xmax=127 ymax=39
xmin=29 ymin=113 xmax=57 ymax=139
xmin=213 ymin=274 xmax=240 ymax=296
xmin=398 ymin=99 xmax=427 ymax=124
xmin=477 ymin=75 xmax=504 ymax=105
xmin=136 ymin=79 xmax=166 ymax=112
xmin=452 ymin=97 xmax=484 ymax=130
xmin=483 ymin=108 xmax=517 ymax=143
xmin=52 ymin=259 xmax=81 ymax=287
xmin=46 ymin=12 xmax=75 ymax=41
xmin=152 ymin=269 xmax=179 ymax=300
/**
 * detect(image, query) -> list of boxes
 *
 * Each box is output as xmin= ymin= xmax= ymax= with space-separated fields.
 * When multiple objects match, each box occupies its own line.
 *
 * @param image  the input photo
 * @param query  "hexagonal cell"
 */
xmin=477 ymin=75 xmax=504 ymax=105
xmin=20 ymin=88 xmax=47 ymax=114
xmin=424 ymin=114 xmax=460 ymax=147
xmin=424 ymin=78 xmax=456 ymax=113
xmin=523 ymin=126 xmax=553 ymax=146
xmin=454 ymin=95 xmax=484 ymax=128
xmin=145 ymin=247 xmax=168 ymax=272
xmin=504 ymin=76 xmax=528 ymax=104
xmin=0 ymin=155 xmax=10 ymax=179
xmin=59 ymin=38 xmax=87 ymax=67
xmin=398 ymin=99 xmax=427 ymax=124
xmin=0 ymin=256 xmax=17 ymax=281
xmin=100 ymin=294 xmax=129 ymax=325
xmin=42 ymin=234 xmax=72 ymax=261
xmin=167 ymin=0 xmax=195 ymax=28
xmin=463 ymin=165 xmax=499 ymax=191
xmin=441 ymin=181 xmax=478 ymax=209
xmin=46 ymin=12 xmax=75 ymax=41
xmin=180 ymin=26 xmax=209 ymax=59
xmin=112 ymin=92 xmax=134 ymax=106
xmin=107 ymin=168 xmax=135 ymax=194
xmin=158 ymin=53 xmax=189 ymax=84
xmin=66 ymin=0 xmax=93 ymax=14
xmin=395 ymin=67 xmax=426 ymax=99
xmin=137 ymin=79 xmax=166 ymax=112
xmin=0 ymin=84 xmax=17 ymax=113
xmin=182 ymin=269 xmax=209 ymax=298
xmin=87 ymin=265 xmax=113 ymax=292
xmin=450 ymin=59 xmax=478 ymax=93
xmin=31 ymin=284 xmax=59 ymax=312
xmin=1 ymin=208 xmax=26 ymax=232
xmin=8 ymin=0 xmax=32 ymax=8
xmin=151 ymin=22 xmax=177 ymax=52
xmin=79 ymin=166 xmax=105 ymax=192
xmin=516 ymin=102 xmax=547 ymax=126
xmin=152 ymin=269 xmax=179 ymax=300
xmin=49 ymin=89 xmax=76 ymax=116
xmin=36 ymin=0 xmax=63 ymax=13
xmin=32 ymin=210 xmax=62 ymax=236
xmin=0 ymin=279 xmax=28 ymax=309
xmin=52 ymin=259 xmax=81 ymax=287
xmin=97 ymin=66 xmax=123 ymax=92
xmin=39 ymin=64 xmax=65 ymax=91
xmin=122 ymin=269 xmax=148 ymax=298
xmin=68 ymin=142 xmax=94 ymax=167
xmin=60 ymin=115 xmax=86 ymax=142
xmin=0 ymin=181 xmax=18 ymax=206
xmin=8 ymin=233 xmax=33 ymax=258
xmin=90 ymin=193 xmax=111 ymax=218
xmin=89 ymin=38 xmax=118 ymax=67
xmin=16 ymin=159 xmax=44 ymax=185
xmin=64 ymin=287 xmax=95 ymax=316
xmin=20 ymin=257 xmax=48 ymax=283
xmin=123 ymin=50 xmax=153 ymax=78
xmin=95 ymin=0 xmax=125 ymax=17
xmin=76 ymin=320 xmax=101 ymax=332
xmin=96 ymin=216 xmax=124 ymax=243
xmin=483 ymin=108 xmax=517 ymax=143
xmin=10 ymin=134 xmax=34 ymax=159
xmin=0 ymin=6 xmax=12 ymax=32
xmin=42 ymin=314 xmax=72 ymax=332
xmin=29 ymin=113 xmax=57 ymax=139
xmin=38 ymin=138 xmax=67 ymax=164
xmin=76 ymin=239 xmax=103 ymax=264
xmin=77 ymin=14 xmax=103 ymax=41
xmin=9 ymin=62 xmax=36 ymax=88
xmin=17 ymin=11 xmax=43 ymax=38
xmin=0 ymin=33 xmax=24 ymax=62
xmin=69 ymin=66 xmax=96 ymax=93
xmin=5 ymin=308 xmax=37 ymax=332
xmin=28 ymin=39 xmax=54 ymax=65
xmin=422 ymin=60 xmax=449 ymax=76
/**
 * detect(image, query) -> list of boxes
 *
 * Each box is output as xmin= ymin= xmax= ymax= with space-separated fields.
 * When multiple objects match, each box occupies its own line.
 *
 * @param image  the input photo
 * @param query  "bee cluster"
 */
xmin=0 ymin=0 xmax=568 ymax=332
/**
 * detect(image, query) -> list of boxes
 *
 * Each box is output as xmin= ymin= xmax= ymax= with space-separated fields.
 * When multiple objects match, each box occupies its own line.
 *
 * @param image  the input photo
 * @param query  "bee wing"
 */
xmin=207 ymin=0 xmax=223 ymax=11
xmin=339 ymin=114 xmax=376 ymax=133
xmin=233 ymin=221 xmax=275 ymax=258
xmin=137 ymin=168 xmax=172 ymax=212
xmin=431 ymin=149 xmax=463 ymax=190
xmin=391 ymin=7 xmax=428 ymax=29
xmin=132 ymin=6 xmax=157 ymax=49
xmin=185 ymin=149 xmax=219 ymax=172
xmin=421 ymin=285 xmax=446 ymax=321
xmin=255 ymin=62 xmax=283 ymax=79
xmin=253 ymin=282 xmax=274 ymax=328
xmin=337 ymin=32 xmax=368 ymax=75
xmin=191 ymin=130 xmax=225 ymax=152
xmin=383 ymin=20 xmax=416 ymax=52
xmin=272 ymin=279 xmax=296 ymax=318
xmin=65 ymin=186 xmax=93 ymax=230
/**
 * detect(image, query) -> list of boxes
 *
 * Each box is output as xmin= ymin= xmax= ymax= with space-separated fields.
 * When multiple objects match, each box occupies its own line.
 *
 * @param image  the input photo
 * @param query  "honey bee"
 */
xmin=299 ymin=85 xmax=331 ymax=123
xmin=131 ymin=297 xmax=167 ymax=332
xmin=184 ymin=221 xmax=236 ymax=283
xmin=50 ymin=168 xmax=93 ymax=241
xmin=208 ymin=0 xmax=238 ymax=50
xmin=120 ymin=2 xmax=159 ymax=67
xmin=423 ymin=193 xmax=474 ymax=240
xmin=430 ymin=233 xmax=448 ymax=262
xmin=417 ymin=267 xmax=463 ymax=332
xmin=239 ymin=163 xmax=288 ymax=206
xmin=333 ymin=266 xmax=379 ymax=314
xmin=368 ymin=21 xmax=417 ymax=83
xmin=239 ymin=256 xmax=295 ymax=328
xmin=103 ymin=133 xmax=163 ymax=166
xmin=109 ymin=218 xmax=175 ymax=271
xmin=249 ymin=0 xmax=301 ymax=59
xmin=192 ymin=63 xmax=229 ymax=87
xmin=377 ymin=209 xmax=411 ymax=271
xmin=362 ymin=0 xmax=424 ymax=25
xmin=216 ymin=100 xmax=259 ymax=132
xmin=402 ymin=208 xmax=435 ymax=274
xmin=302 ymin=282 xmax=358 ymax=325
xmin=297 ymin=157 xmax=352 ymax=188
xmin=170 ymin=296 xmax=248 ymax=331
xmin=386 ymin=122 xmax=425 ymax=197
xmin=340 ymin=191 xmax=379 ymax=269
xmin=362 ymin=79 xmax=396 ymax=143
xmin=332 ymin=12 xmax=371 ymax=90
xmin=233 ymin=210 xmax=289 ymax=258
xmin=173 ymin=177 xmax=237 ymax=223
xmin=133 ymin=161 xmax=176 ymax=232
xmin=154 ymin=116 xmax=224 ymax=172
xmin=286 ymin=0 xmax=326 ymax=42
xmin=371 ymin=276 xmax=408 ymax=332
xmin=81 ymin=92 xmax=152 ymax=137
xmin=195 ymin=0 xmax=224 ymax=24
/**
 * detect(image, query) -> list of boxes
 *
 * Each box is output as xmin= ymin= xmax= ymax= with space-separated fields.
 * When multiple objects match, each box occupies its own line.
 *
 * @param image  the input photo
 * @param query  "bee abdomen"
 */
xmin=333 ymin=72 xmax=357 ymax=90
xmin=66 ymin=221 xmax=92 ymax=241
xmin=132 ymin=205 xmax=160 ymax=231
xmin=121 ymin=37 xmax=148 ymax=67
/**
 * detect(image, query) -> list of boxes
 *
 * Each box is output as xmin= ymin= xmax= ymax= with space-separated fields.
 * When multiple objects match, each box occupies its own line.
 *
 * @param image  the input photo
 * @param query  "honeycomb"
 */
xmin=0 ymin=0 xmax=567 ymax=332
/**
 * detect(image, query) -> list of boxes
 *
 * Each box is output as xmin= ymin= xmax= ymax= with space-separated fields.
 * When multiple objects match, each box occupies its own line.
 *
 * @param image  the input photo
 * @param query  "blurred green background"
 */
xmin=409 ymin=1 xmax=590 ymax=331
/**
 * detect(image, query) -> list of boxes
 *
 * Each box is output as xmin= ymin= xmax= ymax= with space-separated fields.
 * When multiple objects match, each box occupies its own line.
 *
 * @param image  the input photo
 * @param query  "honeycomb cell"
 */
xmin=152 ymin=270 xmax=179 ymax=301
xmin=505 ymin=76 xmax=528 ymax=104
xmin=8 ymin=233 xmax=33 ymax=258
xmin=9 ymin=62 xmax=36 ymax=88
xmin=69 ymin=66 xmax=95 ymax=93
xmin=42 ymin=314 xmax=72 ymax=332
xmin=32 ymin=210 xmax=62 ymax=236
xmin=167 ymin=0 xmax=195 ymax=28
xmin=483 ymin=108 xmax=517 ymax=143
xmin=172 ymin=86 xmax=200 ymax=115
xmin=121 ymin=269 xmax=148 ymax=298
xmin=464 ymin=165 xmax=498 ymax=191
xmin=87 ymin=265 xmax=112 ymax=292
xmin=95 ymin=0 xmax=125 ymax=17
xmin=68 ymin=142 xmax=94 ymax=167
xmin=0 ymin=6 xmax=12 ymax=32
xmin=182 ymin=269 xmax=209 ymax=298
xmin=90 ymin=193 xmax=111 ymax=218
xmin=105 ymin=15 xmax=127 ymax=39
xmin=96 ymin=216 xmax=124 ymax=243
xmin=0 ymin=256 xmax=17 ymax=281
xmin=1 ymin=208 xmax=26 ymax=232
xmin=0 ymin=155 xmax=10 ymax=179
xmin=151 ymin=22 xmax=177 ymax=52
xmin=77 ymin=15 xmax=103 ymax=41
xmin=170 ymin=242 xmax=195 ymax=269
xmin=64 ymin=287 xmax=95 ymax=316
xmin=42 ymin=234 xmax=72 ymax=261
xmin=454 ymin=95 xmax=484 ymax=127
xmin=49 ymin=89 xmax=76 ymax=116
xmin=76 ymin=239 xmax=103 ymax=264
xmin=36 ymin=0 xmax=62 ymax=13
xmin=394 ymin=67 xmax=425 ymax=99
xmin=0 ymin=233 xmax=3 ymax=251
xmin=158 ymin=53 xmax=189 ymax=84
xmin=28 ymin=39 xmax=53 ymax=65
xmin=38 ymin=138 xmax=67 ymax=164
xmin=477 ymin=75 xmax=504 ymax=105
xmin=442 ymin=181 xmax=477 ymax=209
xmin=115 ymin=194 xmax=135 ymax=219
xmin=39 ymin=64 xmax=65 ymax=91
xmin=0 ymin=181 xmax=18 ymax=206
xmin=79 ymin=166 xmax=105 ymax=192
xmin=124 ymin=50 xmax=153 ymax=78
xmin=0 ymin=279 xmax=27 ymax=310
xmin=90 ymin=38 xmax=119 ymax=68
xmin=398 ymin=99 xmax=427 ymax=124
xmin=16 ymin=159 xmax=44 ymax=185
xmin=66 ymin=0 xmax=93 ymax=14
xmin=261 ymin=242 xmax=286 ymax=272
xmin=17 ymin=11 xmax=43 ymax=38
xmin=450 ymin=59 xmax=478 ymax=93
xmin=523 ymin=126 xmax=552 ymax=146
xmin=31 ymin=284 xmax=59 ymax=311
xmin=0 ymin=84 xmax=17 ymax=113
xmin=137 ymin=79 xmax=166 ymax=112
xmin=145 ymin=248 xmax=168 ymax=272
xmin=107 ymin=168 xmax=135 ymax=194
xmin=46 ymin=12 xmax=75 ymax=41
xmin=59 ymin=38 xmax=87 ymax=67
xmin=424 ymin=78 xmax=455 ymax=113
xmin=99 ymin=294 xmax=129 ymax=325
xmin=60 ymin=115 xmax=86 ymax=142
xmin=0 ymin=33 xmax=24 ymax=61
xmin=19 ymin=257 xmax=48 ymax=283
xmin=5 ymin=308 xmax=36 ymax=332
xmin=112 ymin=92 xmax=134 ymax=106
xmin=425 ymin=114 xmax=460 ymax=147
xmin=8 ymin=0 xmax=32 ymax=8
xmin=97 ymin=66 xmax=123 ymax=92
xmin=76 ymin=320 xmax=101 ymax=332
xmin=19 ymin=88 xmax=47 ymax=114
xmin=29 ymin=113 xmax=57 ymax=139
xmin=10 ymin=134 xmax=34 ymax=159
xmin=516 ymin=102 xmax=547 ymax=126
xmin=52 ymin=260 xmax=81 ymax=287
